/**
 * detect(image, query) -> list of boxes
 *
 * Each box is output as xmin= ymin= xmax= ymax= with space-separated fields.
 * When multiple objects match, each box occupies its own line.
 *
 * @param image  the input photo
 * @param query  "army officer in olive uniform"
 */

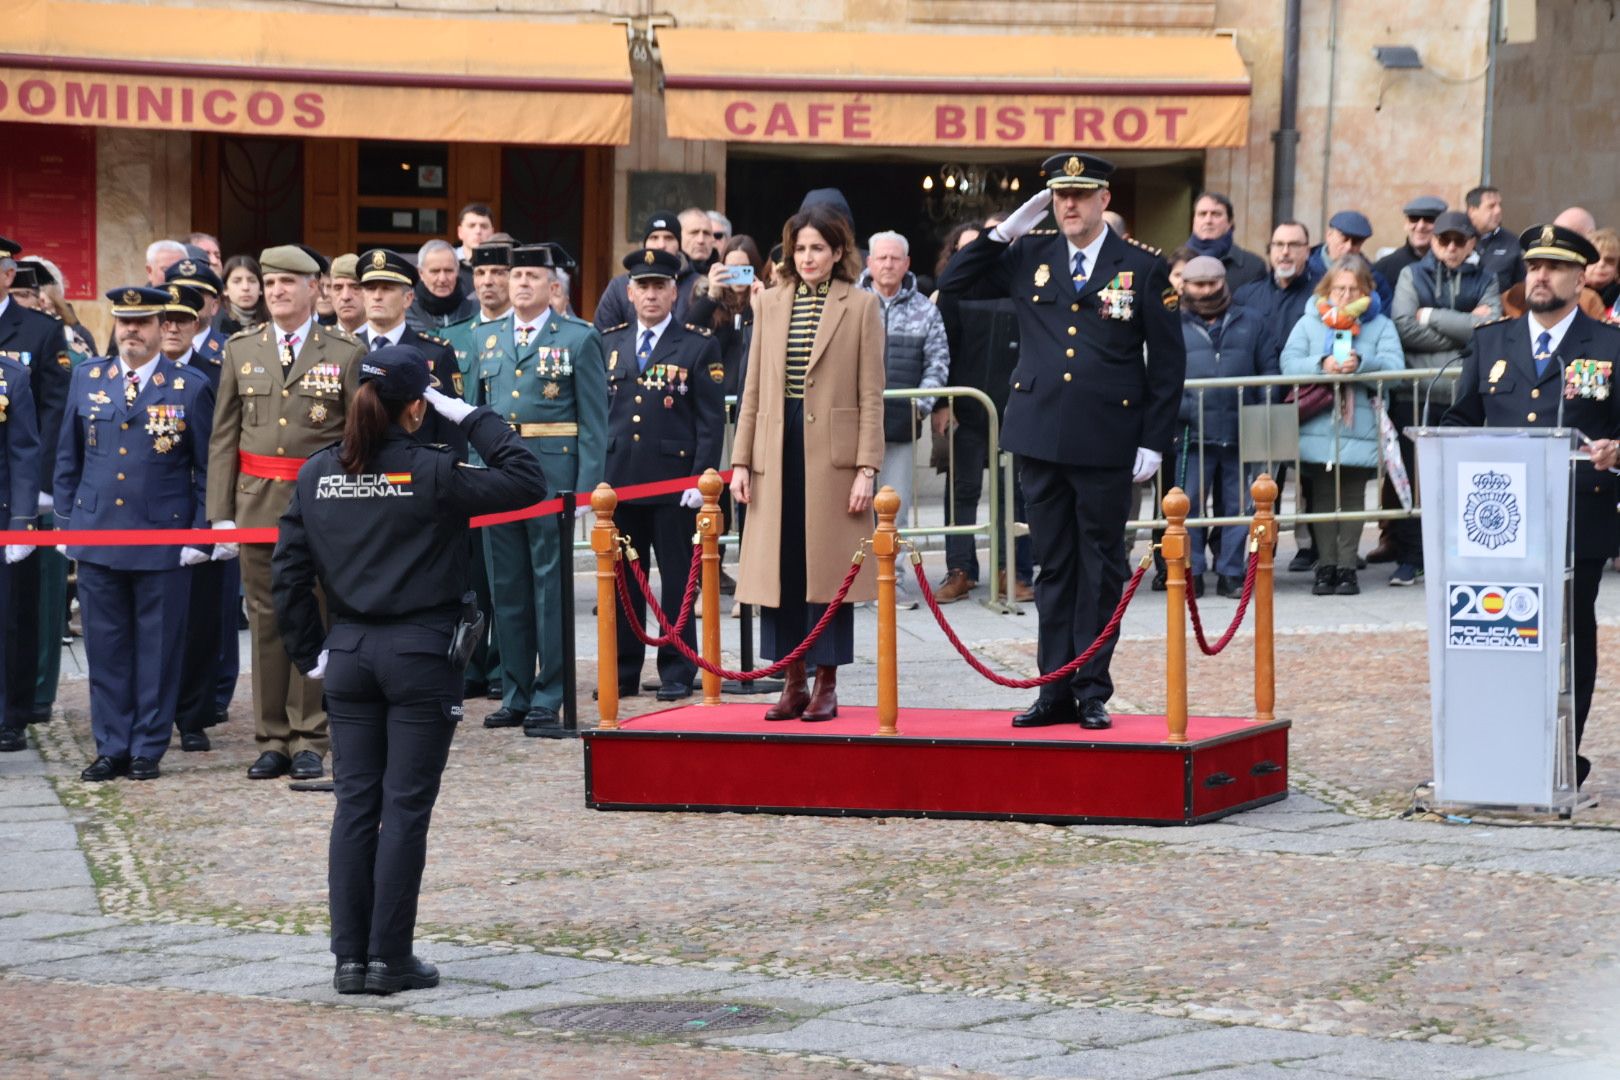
xmin=208 ymin=244 xmax=365 ymax=782
xmin=937 ymin=152 xmax=1186 ymax=732
xmin=471 ymin=243 xmax=607 ymax=735
xmin=1443 ymin=224 xmax=1620 ymax=789
xmin=601 ymin=248 xmax=725 ymax=699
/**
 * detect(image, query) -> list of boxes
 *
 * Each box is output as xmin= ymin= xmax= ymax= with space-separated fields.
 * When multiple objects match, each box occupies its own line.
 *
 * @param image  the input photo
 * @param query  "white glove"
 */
xmin=210 ymin=520 xmax=239 ymax=561
xmin=5 ymin=544 xmax=31 ymax=564
xmin=36 ymin=492 xmax=53 ymax=513
xmin=1131 ymin=447 xmax=1163 ymax=485
xmin=990 ymin=189 xmax=1054 ymax=244
xmin=424 ymin=386 xmax=475 ymax=424
xmin=679 ymin=488 xmax=703 ymax=509
xmin=308 ymin=649 xmax=329 ymax=680
xmin=574 ymin=505 xmax=593 ymax=519
xmin=55 ymin=544 xmax=67 ymax=556
xmin=179 ymin=546 xmax=210 ymax=567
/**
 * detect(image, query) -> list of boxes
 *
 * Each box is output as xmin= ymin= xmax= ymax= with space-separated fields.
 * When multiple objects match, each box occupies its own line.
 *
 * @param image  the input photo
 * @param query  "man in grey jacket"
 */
xmin=1387 ymin=209 xmax=1503 ymax=585
xmin=858 ymin=230 xmax=950 ymax=607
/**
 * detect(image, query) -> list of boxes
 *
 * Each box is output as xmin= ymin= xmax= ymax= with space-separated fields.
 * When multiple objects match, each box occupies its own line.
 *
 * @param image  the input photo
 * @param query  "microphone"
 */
xmin=1421 ymin=354 xmax=1465 ymax=426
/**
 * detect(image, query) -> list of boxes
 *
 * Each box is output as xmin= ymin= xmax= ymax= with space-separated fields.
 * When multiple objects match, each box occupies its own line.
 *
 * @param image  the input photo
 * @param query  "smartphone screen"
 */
xmin=1331 ymin=330 xmax=1354 ymax=362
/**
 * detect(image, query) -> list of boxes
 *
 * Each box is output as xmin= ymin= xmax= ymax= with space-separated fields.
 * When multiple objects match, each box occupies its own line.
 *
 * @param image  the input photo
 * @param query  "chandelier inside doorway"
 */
xmin=921 ymin=164 xmax=1022 ymax=224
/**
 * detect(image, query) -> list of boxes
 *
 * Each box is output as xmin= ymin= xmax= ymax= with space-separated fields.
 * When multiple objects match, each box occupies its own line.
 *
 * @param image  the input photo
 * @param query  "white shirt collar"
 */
xmin=0 ymin=296 xmax=10 ymax=322
xmin=367 ymin=320 xmax=407 ymax=347
xmin=1529 ymin=305 xmax=1580 ymax=356
xmin=170 ymin=348 xmax=196 ymax=368
xmin=1066 ymin=229 xmax=1109 ymax=284
xmin=272 ymin=316 xmax=315 ymax=361
xmin=119 ymin=353 xmax=161 ymax=390
xmin=512 ymin=308 xmax=551 ymax=339
xmin=191 ymin=325 xmax=211 ymax=351
xmin=635 ymin=313 xmax=675 ymax=356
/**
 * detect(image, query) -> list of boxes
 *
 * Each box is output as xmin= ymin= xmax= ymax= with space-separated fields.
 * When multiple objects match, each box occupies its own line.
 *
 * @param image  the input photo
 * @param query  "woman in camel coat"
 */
xmin=730 ymin=206 xmax=885 ymax=722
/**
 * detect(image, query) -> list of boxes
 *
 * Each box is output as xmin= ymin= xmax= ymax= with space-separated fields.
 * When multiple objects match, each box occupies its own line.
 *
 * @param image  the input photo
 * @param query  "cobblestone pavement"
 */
xmin=10 ymin=533 xmax=1620 ymax=1077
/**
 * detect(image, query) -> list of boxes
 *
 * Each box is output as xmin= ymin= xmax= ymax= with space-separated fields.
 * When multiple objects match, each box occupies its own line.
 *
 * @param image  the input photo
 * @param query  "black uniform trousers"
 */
xmin=175 ymin=561 xmax=224 ymax=735
xmin=4 ymin=550 xmax=41 ymax=729
xmin=1020 ymin=455 xmax=1135 ymax=706
xmin=1575 ymin=557 xmax=1603 ymax=759
xmin=325 ymin=621 xmax=461 ymax=960
xmin=615 ymin=501 xmax=699 ymax=690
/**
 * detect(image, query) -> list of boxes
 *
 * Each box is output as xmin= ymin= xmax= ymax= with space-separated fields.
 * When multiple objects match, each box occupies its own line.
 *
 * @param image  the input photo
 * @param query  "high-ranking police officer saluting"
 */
xmin=1443 ymin=224 xmax=1620 ymax=788
xmin=272 ymin=345 xmax=545 ymax=996
xmin=601 ymin=248 xmax=725 ymax=699
xmin=938 ymin=153 xmax=1186 ymax=730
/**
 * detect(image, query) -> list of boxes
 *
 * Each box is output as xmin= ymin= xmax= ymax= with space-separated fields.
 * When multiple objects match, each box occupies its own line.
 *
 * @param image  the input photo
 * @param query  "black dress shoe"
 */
xmin=81 ymin=756 xmax=129 ymax=782
xmin=364 ymin=955 xmax=439 ymax=995
xmin=1150 ymin=569 xmax=1167 ymax=592
xmin=462 ymin=679 xmax=489 ymax=700
xmin=1012 ymin=698 xmax=1079 ymax=728
xmin=482 ymin=707 xmax=523 ymax=728
xmin=485 ymin=681 xmax=503 ymax=701
xmin=128 ymin=757 xmax=161 ymax=781
xmin=28 ymin=708 xmax=51 ymax=725
xmin=206 ymin=709 xmax=228 ymax=728
xmin=180 ymin=730 xmax=211 ymax=752
xmin=522 ymin=707 xmax=562 ymax=737
xmin=0 ymin=727 xmax=26 ymax=753
xmin=655 ymin=682 xmax=693 ymax=702
xmin=247 ymin=750 xmax=291 ymax=779
xmin=289 ymin=750 xmax=324 ymax=780
xmin=1216 ymin=574 xmax=1243 ymax=599
xmin=334 ymin=956 xmax=368 ymax=994
xmin=1079 ymin=700 xmax=1112 ymax=730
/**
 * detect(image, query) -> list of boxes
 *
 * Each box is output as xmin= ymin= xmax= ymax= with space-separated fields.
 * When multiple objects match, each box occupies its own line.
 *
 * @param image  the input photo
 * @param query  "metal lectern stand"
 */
xmin=1412 ymin=426 xmax=1587 ymax=816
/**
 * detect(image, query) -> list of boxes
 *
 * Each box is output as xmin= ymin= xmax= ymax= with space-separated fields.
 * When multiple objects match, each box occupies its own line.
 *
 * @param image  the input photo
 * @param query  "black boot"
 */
xmin=1312 ymin=565 xmax=1338 ymax=596
xmin=1335 ymin=568 xmax=1360 ymax=595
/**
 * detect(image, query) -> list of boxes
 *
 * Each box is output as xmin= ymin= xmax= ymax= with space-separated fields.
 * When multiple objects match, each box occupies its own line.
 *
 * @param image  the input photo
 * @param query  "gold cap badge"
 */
xmin=644 ymin=250 xmax=656 ymax=264
xmin=371 ymin=250 xmax=387 ymax=269
xmin=177 ymin=260 xmax=196 ymax=276
xmin=1541 ymin=225 xmax=1556 ymax=247
xmin=121 ymin=289 xmax=141 ymax=305
xmin=1064 ymin=156 xmax=1084 ymax=177
xmin=167 ymin=286 xmax=180 ymax=302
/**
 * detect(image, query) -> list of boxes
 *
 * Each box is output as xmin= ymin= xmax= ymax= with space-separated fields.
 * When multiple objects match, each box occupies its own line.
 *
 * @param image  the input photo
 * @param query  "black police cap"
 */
xmin=469 ymin=243 xmax=513 ymax=268
xmin=163 ymin=283 xmax=207 ymax=318
xmin=10 ymin=265 xmax=38 ymax=290
xmin=0 ymin=236 xmax=22 ymax=259
xmin=1040 ymin=152 xmax=1114 ymax=191
xmin=643 ymin=210 xmax=679 ymax=241
xmin=106 ymin=285 xmax=171 ymax=318
xmin=359 ymin=344 xmax=432 ymax=401
xmin=165 ymin=258 xmax=223 ymax=295
xmin=359 ymin=248 xmax=419 ymax=287
xmin=544 ymin=242 xmax=578 ymax=273
xmin=1521 ymin=223 xmax=1600 ymax=267
xmin=623 ymin=247 xmax=682 ymax=281
xmin=295 ymin=243 xmax=331 ymax=275
xmin=512 ymin=244 xmax=558 ymax=269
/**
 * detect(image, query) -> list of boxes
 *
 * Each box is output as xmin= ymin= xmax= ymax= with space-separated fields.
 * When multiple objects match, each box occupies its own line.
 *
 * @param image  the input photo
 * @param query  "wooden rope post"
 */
xmin=591 ymin=483 xmax=620 ymax=731
xmin=1162 ymin=487 xmax=1190 ymax=745
xmin=697 ymin=469 xmax=724 ymax=706
xmin=1250 ymin=473 xmax=1278 ymax=724
xmin=873 ymin=486 xmax=900 ymax=736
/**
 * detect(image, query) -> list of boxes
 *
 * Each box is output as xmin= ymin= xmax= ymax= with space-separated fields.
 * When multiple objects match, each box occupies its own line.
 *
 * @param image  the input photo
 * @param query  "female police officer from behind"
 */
xmin=271 ymin=344 xmax=545 ymax=996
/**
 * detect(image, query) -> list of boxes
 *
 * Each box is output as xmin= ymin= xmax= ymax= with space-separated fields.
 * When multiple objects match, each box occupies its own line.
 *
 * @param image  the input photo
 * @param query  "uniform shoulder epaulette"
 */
xmin=683 ymin=323 xmax=713 ymax=336
xmin=1026 ymin=228 xmax=1058 ymax=236
xmin=1125 ymin=236 xmax=1163 ymax=257
xmin=1478 ymin=314 xmax=1516 ymax=328
xmin=325 ymin=325 xmax=358 ymax=342
xmin=226 ymin=325 xmax=260 ymax=342
xmin=415 ymin=331 xmax=450 ymax=346
xmin=602 ymin=321 xmax=630 ymax=333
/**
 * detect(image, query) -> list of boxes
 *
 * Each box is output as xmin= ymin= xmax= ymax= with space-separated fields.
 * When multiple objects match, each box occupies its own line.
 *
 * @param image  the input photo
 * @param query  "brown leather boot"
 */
xmin=764 ymin=659 xmax=809 ymax=721
xmin=801 ymin=665 xmax=839 ymax=722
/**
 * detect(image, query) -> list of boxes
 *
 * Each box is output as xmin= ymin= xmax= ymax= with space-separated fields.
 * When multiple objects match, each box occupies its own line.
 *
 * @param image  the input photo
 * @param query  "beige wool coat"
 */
xmin=731 ymin=278 xmax=886 ymax=607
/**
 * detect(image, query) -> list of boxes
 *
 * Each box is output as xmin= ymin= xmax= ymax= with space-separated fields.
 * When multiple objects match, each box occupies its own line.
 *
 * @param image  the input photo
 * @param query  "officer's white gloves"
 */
xmin=37 ymin=492 xmax=53 ymax=513
xmin=425 ymin=386 xmax=475 ymax=424
xmin=990 ymin=189 xmax=1054 ymax=244
xmin=179 ymin=546 xmax=210 ymax=567
xmin=679 ymin=488 xmax=704 ymax=510
xmin=1131 ymin=448 xmax=1163 ymax=485
xmin=210 ymin=521 xmax=240 ymax=561
xmin=575 ymin=505 xmax=593 ymax=519
xmin=5 ymin=545 xmax=31 ymax=564
xmin=308 ymin=650 xmax=329 ymax=680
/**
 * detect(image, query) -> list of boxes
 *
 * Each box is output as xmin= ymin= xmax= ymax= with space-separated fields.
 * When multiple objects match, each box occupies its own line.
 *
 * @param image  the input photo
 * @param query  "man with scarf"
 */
xmin=1390 ymin=210 xmax=1502 ymax=586
xmin=1174 ymin=257 xmax=1275 ymax=598
xmin=407 ymin=240 xmax=478 ymax=334
xmin=1185 ymin=192 xmax=1266 ymax=291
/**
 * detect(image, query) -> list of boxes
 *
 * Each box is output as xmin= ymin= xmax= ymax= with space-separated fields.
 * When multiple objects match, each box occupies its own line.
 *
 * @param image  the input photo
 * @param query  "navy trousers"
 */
xmin=76 ymin=562 xmax=188 ymax=760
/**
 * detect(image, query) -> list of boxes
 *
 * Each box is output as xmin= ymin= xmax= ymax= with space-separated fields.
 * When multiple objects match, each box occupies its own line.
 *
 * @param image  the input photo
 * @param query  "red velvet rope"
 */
xmin=1182 ymin=548 xmax=1262 ymax=656
xmin=615 ymin=543 xmax=703 ymax=647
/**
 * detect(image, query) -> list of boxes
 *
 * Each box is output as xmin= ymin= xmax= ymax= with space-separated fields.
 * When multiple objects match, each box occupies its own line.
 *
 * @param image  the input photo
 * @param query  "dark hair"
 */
xmin=711 ymin=235 xmax=764 ymax=320
xmin=459 ymin=202 xmax=493 ymax=224
xmin=778 ymin=207 xmax=863 ymax=289
xmin=221 ymin=254 xmax=270 ymax=323
xmin=936 ymin=222 xmax=983 ymax=277
xmin=1168 ymin=244 xmax=1200 ymax=268
xmin=339 ymin=381 xmax=413 ymax=474
xmin=1273 ymin=219 xmax=1312 ymax=245
xmin=1194 ymin=191 xmax=1235 ymax=223
xmin=1465 ymin=185 xmax=1500 ymax=209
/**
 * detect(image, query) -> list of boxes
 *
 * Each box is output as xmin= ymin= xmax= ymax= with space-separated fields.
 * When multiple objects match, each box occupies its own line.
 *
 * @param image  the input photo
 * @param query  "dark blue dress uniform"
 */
xmin=0 ymin=355 xmax=42 ymax=748
xmin=1442 ymin=226 xmax=1620 ymax=785
xmin=601 ymin=265 xmax=725 ymax=694
xmin=54 ymin=288 xmax=214 ymax=776
xmin=936 ymin=153 xmax=1186 ymax=723
xmin=270 ymin=346 xmax=545 ymax=976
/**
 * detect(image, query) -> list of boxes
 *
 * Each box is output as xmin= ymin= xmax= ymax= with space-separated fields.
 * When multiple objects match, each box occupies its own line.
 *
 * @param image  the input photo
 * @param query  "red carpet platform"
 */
xmin=583 ymin=705 xmax=1289 ymax=825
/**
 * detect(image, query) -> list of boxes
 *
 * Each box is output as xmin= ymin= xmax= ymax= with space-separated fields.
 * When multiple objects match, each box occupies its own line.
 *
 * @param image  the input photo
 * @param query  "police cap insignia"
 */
xmin=644 ymin=250 xmax=656 ymax=264
xmin=168 ymin=286 xmax=180 ymax=302
xmin=1064 ymin=156 xmax=1083 ymax=177
xmin=1541 ymin=225 xmax=1556 ymax=247
xmin=371 ymin=250 xmax=387 ymax=269
xmin=178 ymin=260 xmax=196 ymax=276
xmin=122 ymin=289 xmax=141 ymax=305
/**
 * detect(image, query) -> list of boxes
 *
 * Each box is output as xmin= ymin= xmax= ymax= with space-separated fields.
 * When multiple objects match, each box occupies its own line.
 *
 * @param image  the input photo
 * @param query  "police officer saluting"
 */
xmin=271 ymin=345 xmax=545 ymax=996
xmin=354 ymin=248 xmax=466 ymax=456
xmin=1443 ymin=224 xmax=1620 ymax=788
xmin=937 ymin=153 xmax=1186 ymax=730
xmin=0 ymin=338 xmax=41 ymax=754
xmin=601 ymin=248 xmax=725 ymax=699
xmin=55 ymin=287 xmax=214 ymax=781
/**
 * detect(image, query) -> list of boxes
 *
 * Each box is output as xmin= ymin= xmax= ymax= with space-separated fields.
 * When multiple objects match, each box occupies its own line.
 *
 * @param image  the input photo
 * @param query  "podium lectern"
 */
xmin=1412 ymin=426 xmax=1581 ymax=813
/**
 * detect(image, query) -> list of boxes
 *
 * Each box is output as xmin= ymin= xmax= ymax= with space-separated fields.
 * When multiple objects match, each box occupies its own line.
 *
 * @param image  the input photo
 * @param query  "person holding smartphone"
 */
xmin=1279 ymin=254 xmax=1407 ymax=595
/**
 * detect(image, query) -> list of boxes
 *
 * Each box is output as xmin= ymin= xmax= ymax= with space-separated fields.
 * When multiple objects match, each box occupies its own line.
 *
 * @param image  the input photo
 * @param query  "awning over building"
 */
xmin=659 ymin=29 xmax=1250 ymax=150
xmin=0 ymin=0 xmax=632 ymax=145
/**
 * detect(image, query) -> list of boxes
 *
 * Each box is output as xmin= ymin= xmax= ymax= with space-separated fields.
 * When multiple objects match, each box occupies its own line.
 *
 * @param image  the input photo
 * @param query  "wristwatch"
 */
xmin=859 ymin=466 xmax=876 ymax=478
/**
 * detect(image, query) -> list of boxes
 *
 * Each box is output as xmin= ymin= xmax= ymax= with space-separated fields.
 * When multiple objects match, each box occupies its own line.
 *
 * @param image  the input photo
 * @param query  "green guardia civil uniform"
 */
xmin=473 ymin=308 xmax=607 ymax=715
xmin=441 ymin=309 xmax=503 ymax=687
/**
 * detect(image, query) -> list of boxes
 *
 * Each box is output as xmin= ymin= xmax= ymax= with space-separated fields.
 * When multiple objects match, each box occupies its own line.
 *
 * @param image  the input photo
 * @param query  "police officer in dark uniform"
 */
xmin=601 ymin=248 xmax=725 ymax=699
xmin=1442 ymin=224 xmax=1620 ymax=788
xmin=165 ymin=258 xmax=229 ymax=384
xmin=271 ymin=345 xmax=544 ymax=995
xmin=0 ymin=347 xmax=42 ymax=752
xmin=937 ymin=153 xmax=1186 ymax=730
xmin=55 ymin=287 xmax=215 ymax=781
xmin=354 ymin=249 xmax=468 ymax=459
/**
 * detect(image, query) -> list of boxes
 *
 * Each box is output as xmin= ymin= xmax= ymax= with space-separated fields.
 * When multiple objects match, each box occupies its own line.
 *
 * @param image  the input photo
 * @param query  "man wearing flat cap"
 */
xmin=208 ymin=244 xmax=364 ymax=783
xmin=1308 ymin=210 xmax=1393 ymax=310
xmin=593 ymin=211 xmax=698 ymax=333
xmin=1374 ymin=195 xmax=1447 ymax=287
xmin=937 ymin=152 xmax=1186 ymax=731
xmin=473 ymin=243 xmax=607 ymax=736
xmin=1443 ymin=223 xmax=1620 ymax=789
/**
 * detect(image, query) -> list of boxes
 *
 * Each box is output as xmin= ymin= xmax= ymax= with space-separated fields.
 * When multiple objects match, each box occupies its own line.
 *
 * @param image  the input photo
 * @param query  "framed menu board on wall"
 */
xmin=0 ymin=122 xmax=97 ymax=300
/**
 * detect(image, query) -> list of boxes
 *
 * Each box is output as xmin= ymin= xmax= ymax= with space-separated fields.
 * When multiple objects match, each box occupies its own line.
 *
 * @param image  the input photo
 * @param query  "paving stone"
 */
xmin=0 ymin=938 xmax=106 ymax=966
xmin=0 ymin=757 xmax=48 ymax=777
xmin=0 ymin=804 xmax=71 ymax=822
xmin=0 ymin=820 xmax=79 ymax=852
xmin=548 ymin=965 xmax=765 ymax=998
xmin=712 ymin=1018 xmax=919 ymax=1055
xmin=1502 ymin=1063 xmax=1620 ymax=1080
xmin=1079 ymin=825 xmax=1266 ymax=846
xmin=3 ymin=851 xmax=94 ymax=892
xmin=410 ymin=941 xmax=518 ymax=964
xmin=1322 ymin=1036 xmax=1571 ymax=1078
xmin=821 ymin=991 xmax=1048 ymax=1030
xmin=66 ymin=923 xmax=237 ymax=950
xmin=855 ymin=1029 xmax=1069 ymax=1070
xmin=0 ymin=778 xmax=58 ymax=807
xmin=976 ymin=1007 xmax=1208 ymax=1047
xmin=1114 ymin=1026 xmax=1357 ymax=1070
xmin=272 ymin=978 xmax=490 ymax=1009
xmin=167 ymin=932 xmax=335 ymax=961
xmin=734 ymin=976 xmax=912 ymax=1011
xmin=1341 ymin=842 xmax=1497 ymax=868
xmin=993 ymin=1048 xmax=1188 ymax=1078
xmin=0 ymin=912 xmax=120 ymax=940
xmin=1466 ymin=849 xmax=1620 ymax=877
xmin=1217 ymin=810 xmax=1355 ymax=833
xmin=13 ymin=950 xmax=233 ymax=984
xmin=435 ymin=952 xmax=613 ymax=988
xmin=1222 ymin=831 xmax=1389 ymax=856
xmin=410 ymin=986 xmax=597 ymax=1017
xmin=0 ymin=887 xmax=99 ymax=915
xmin=156 ymin=960 xmax=333 ymax=995
xmin=1197 ymin=1065 xmax=1362 ymax=1079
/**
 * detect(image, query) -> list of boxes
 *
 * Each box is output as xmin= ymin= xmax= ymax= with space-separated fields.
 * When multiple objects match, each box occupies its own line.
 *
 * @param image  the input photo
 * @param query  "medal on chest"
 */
xmin=300 ymin=362 xmax=342 ymax=396
xmin=1565 ymin=359 xmax=1613 ymax=401
xmin=1096 ymin=272 xmax=1136 ymax=321
xmin=146 ymin=403 xmax=186 ymax=453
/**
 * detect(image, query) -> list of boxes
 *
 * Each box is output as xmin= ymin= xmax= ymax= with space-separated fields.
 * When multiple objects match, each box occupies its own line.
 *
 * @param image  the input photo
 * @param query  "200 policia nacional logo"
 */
xmin=1461 ymin=469 xmax=1520 ymax=551
xmin=315 ymin=472 xmax=415 ymax=499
